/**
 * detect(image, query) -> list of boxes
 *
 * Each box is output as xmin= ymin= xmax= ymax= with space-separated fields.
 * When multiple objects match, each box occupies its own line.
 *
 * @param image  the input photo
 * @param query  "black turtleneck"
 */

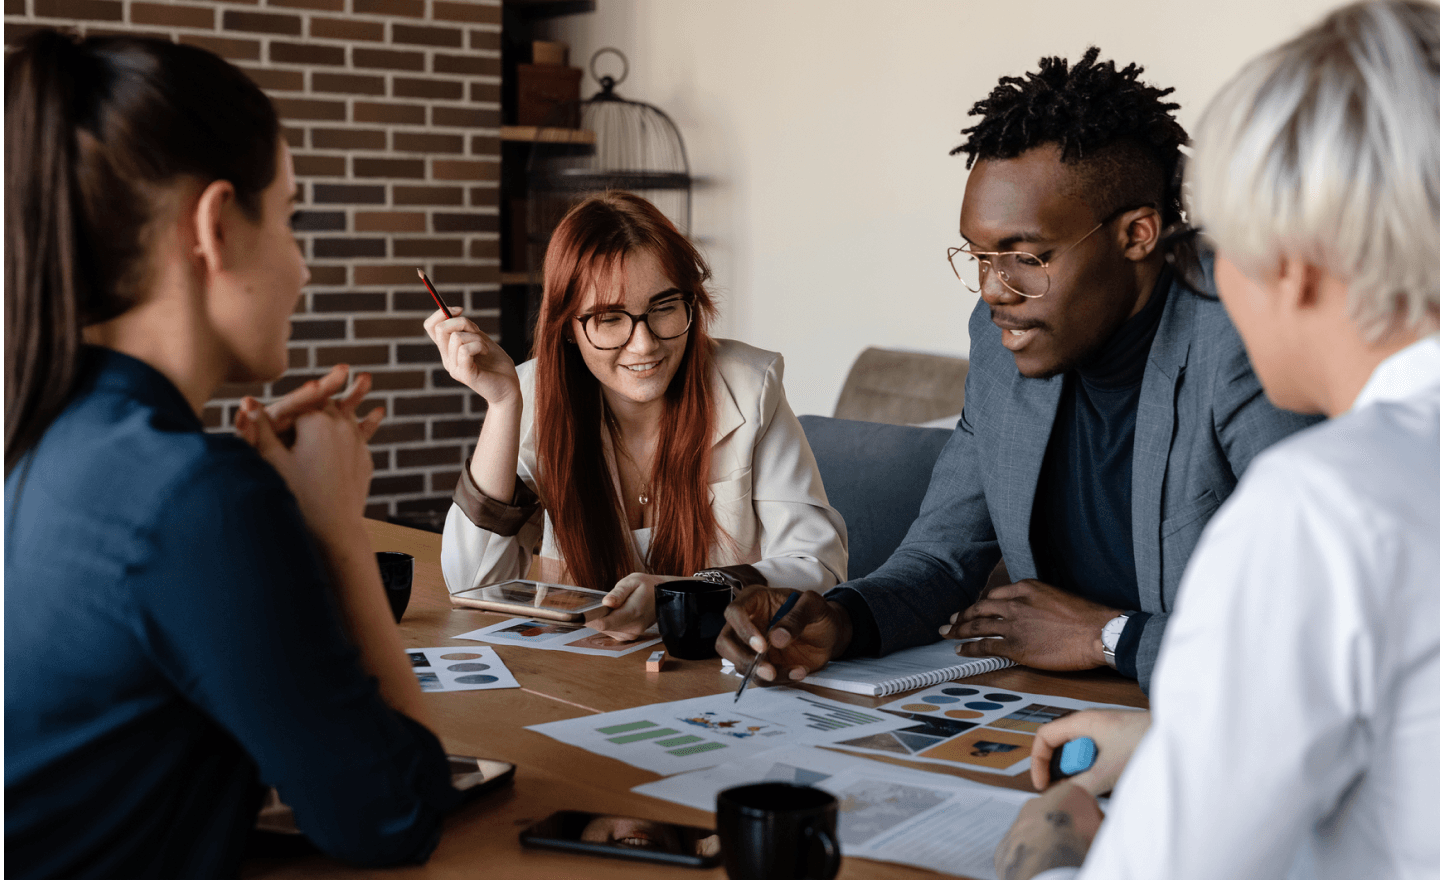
xmin=1029 ymin=269 xmax=1170 ymax=679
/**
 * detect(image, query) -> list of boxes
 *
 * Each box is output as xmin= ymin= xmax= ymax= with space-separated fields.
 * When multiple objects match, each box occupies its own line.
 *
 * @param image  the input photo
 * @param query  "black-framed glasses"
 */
xmin=1159 ymin=224 xmax=1218 ymax=300
xmin=946 ymin=205 xmax=1141 ymax=299
xmin=577 ymin=296 xmax=693 ymax=350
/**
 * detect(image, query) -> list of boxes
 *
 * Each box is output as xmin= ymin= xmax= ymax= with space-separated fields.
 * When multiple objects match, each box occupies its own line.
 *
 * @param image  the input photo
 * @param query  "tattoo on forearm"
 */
xmin=997 ymin=811 xmax=1087 ymax=880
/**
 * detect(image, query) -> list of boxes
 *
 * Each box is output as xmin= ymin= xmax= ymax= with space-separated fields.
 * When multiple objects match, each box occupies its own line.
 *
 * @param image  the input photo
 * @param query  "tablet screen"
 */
xmin=454 ymin=579 xmax=607 ymax=613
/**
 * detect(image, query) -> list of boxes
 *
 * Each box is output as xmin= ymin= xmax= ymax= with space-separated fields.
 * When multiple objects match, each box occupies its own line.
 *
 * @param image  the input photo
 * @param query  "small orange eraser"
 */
xmin=645 ymin=650 xmax=666 ymax=672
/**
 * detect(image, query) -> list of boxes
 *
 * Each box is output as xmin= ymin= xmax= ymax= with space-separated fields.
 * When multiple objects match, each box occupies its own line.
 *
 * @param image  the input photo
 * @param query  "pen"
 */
xmin=734 ymin=591 xmax=801 ymax=703
xmin=416 ymin=267 xmax=452 ymax=315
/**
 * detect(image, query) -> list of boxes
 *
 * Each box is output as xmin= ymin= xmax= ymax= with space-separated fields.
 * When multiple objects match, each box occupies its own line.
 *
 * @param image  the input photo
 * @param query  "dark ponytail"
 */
xmin=4 ymin=30 xmax=280 ymax=474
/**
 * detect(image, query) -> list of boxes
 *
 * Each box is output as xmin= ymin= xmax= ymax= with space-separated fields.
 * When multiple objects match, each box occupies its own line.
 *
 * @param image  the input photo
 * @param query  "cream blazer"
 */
xmin=440 ymin=339 xmax=849 ymax=595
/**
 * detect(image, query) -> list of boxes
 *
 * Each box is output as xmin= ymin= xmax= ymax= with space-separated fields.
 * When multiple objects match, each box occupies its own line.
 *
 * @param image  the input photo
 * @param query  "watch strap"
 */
xmin=691 ymin=568 xmax=743 ymax=592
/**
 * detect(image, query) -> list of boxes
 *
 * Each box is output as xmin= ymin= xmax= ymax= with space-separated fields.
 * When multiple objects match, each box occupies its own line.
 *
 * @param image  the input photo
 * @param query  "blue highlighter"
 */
xmin=1048 ymin=736 xmax=1098 ymax=782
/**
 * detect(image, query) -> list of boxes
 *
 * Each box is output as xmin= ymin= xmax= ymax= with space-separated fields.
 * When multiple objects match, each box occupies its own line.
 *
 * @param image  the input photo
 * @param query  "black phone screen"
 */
xmin=519 ymin=810 xmax=721 ymax=868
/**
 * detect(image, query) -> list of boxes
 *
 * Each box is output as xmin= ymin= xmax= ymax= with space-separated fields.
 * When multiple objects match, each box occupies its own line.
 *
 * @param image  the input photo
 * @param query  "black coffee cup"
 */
xmin=375 ymin=551 xmax=413 ymax=622
xmin=716 ymin=783 xmax=840 ymax=880
xmin=655 ymin=578 xmax=731 ymax=660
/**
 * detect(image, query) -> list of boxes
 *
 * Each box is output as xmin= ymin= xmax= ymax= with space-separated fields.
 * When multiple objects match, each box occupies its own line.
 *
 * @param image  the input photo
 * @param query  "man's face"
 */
xmin=959 ymin=144 xmax=1149 ymax=378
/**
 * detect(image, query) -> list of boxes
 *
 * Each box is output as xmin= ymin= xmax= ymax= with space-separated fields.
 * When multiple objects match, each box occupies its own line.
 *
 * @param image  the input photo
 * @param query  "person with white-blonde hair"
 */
xmin=992 ymin=2 xmax=1440 ymax=878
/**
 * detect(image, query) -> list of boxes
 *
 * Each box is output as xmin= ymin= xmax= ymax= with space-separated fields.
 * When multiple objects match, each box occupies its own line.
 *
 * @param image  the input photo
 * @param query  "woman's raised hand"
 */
xmin=424 ymin=306 xmax=520 ymax=406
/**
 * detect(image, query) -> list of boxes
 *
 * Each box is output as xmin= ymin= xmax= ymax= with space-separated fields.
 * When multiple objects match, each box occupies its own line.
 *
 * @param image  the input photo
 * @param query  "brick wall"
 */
xmin=4 ymin=0 xmax=502 ymax=529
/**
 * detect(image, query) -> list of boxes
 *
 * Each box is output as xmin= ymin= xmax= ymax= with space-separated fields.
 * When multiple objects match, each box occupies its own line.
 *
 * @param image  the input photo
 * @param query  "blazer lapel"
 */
xmin=707 ymin=360 xmax=748 ymax=496
xmin=1132 ymin=283 xmax=1193 ymax=612
xmin=997 ymin=370 xmax=1063 ymax=579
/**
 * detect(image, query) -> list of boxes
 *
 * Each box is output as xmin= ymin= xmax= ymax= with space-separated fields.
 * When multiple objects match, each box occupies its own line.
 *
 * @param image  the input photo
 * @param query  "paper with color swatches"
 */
xmin=406 ymin=646 xmax=519 ymax=692
xmin=829 ymin=683 xmax=1133 ymax=776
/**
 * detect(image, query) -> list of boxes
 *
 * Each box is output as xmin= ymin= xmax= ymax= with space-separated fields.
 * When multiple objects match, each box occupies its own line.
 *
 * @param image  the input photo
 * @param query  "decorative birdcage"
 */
xmin=522 ymin=48 xmax=693 ymax=321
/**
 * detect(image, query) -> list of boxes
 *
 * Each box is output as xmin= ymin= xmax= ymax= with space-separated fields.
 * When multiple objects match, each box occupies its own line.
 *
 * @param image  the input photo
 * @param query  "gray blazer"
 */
xmin=835 ymin=278 xmax=1320 ymax=692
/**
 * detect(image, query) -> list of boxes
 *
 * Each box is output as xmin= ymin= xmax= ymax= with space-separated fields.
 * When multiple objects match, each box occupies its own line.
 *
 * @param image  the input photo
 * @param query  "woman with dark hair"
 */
xmin=4 ymin=31 xmax=458 ymax=877
xmin=429 ymin=192 xmax=846 ymax=637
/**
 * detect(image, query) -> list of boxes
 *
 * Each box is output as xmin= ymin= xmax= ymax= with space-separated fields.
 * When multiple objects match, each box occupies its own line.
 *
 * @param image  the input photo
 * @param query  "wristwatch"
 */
xmin=1100 ymin=613 xmax=1133 ymax=669
xmin=692 ymin=568 xmax=743 ymax=593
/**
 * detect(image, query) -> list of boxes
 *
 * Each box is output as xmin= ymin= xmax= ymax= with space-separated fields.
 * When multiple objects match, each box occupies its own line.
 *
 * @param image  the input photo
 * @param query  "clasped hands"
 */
xmin=233 ymin=364 xmax=382 ymax=537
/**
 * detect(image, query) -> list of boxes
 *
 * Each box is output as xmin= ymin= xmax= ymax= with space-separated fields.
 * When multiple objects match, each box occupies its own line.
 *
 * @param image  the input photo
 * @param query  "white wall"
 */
xmin=540 ymin=0 xmax=1347 ymax=416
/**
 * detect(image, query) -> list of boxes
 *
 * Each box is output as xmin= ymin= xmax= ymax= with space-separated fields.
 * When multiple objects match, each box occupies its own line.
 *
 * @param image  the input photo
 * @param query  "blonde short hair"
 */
xmin=1189 ymin=0 xmax=1440 ymax=336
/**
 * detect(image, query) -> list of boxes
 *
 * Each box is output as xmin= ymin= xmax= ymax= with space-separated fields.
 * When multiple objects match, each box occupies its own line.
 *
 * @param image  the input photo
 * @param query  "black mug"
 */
xmin=375 ymin=551 xmax=413 ymax=622
xmin=654 ymin=579 xmax=731 ymax=660
xmin=716 ymin=783 xmax=840 ymax=880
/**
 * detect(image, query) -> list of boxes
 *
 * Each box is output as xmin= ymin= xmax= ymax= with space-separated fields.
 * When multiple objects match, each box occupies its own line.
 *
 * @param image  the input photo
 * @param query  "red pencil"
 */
xmin=416 ymin=267 xmax=452 ymax=314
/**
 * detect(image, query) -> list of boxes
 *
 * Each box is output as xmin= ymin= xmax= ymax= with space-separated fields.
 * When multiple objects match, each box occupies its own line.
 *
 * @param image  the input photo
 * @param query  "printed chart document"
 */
xmin=455 ymin=616 xmax=662 ymax=657
xmin=832 ymin=683 xmax=1136 ymax=776
xmin=721 ymin=639 xmax=1012 ymax=696
xmin=635 ymin=745 xmax=1029 ymax=880
xmin=526 ymin=687 xmax=913 ymax=776
xmin=406 ymin=646 xmax=519 ymax=692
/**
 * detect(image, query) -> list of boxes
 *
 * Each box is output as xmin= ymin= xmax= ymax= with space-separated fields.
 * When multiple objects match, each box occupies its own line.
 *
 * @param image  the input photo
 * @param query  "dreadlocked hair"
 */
xmin=951 ymin=47 xmax=1190 ymax=227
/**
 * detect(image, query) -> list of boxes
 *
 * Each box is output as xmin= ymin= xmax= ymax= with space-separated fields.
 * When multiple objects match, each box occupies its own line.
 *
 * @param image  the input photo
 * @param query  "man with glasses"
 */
xmin=718 ymin=48 xmax=1317 ymax=692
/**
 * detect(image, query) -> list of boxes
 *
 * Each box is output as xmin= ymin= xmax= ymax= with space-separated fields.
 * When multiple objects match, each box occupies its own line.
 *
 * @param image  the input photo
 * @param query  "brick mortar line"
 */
xmin=119 ymin=5 xmax=504 ymax=26
xmin=16 ymin=21 xmax=501 ymax=62
xmin=256 ymin=64 xmax=501 ymax=74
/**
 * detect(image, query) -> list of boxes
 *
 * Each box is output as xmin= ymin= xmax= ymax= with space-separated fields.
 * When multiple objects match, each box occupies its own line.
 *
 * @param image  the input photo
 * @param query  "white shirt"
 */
xmin=1038 ymin=334 xmax=1440 ymax=880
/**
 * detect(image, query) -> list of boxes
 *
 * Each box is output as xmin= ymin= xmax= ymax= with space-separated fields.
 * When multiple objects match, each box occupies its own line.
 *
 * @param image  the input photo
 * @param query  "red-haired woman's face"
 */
xmin=571 ymin=249 xmax=689 ymax=413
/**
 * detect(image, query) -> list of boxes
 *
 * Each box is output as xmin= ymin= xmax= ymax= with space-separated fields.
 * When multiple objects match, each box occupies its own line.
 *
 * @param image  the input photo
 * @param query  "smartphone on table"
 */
xmin=449 ymin=579 xmax=609 ymax=623
xmin=519 ymin=810 xmax=721 ymax=868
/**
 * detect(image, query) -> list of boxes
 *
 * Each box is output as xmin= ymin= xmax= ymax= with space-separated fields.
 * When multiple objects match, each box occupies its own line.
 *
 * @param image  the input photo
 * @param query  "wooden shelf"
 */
xmin=500 ymin=126 xmax=596 ymax=145
xmin=504 ymin=0 xmax=595 ymax=21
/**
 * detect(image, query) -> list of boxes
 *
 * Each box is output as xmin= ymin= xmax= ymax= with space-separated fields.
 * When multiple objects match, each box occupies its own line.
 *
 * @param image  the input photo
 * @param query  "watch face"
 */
xmin=1101 ymin=615 xmax=1128 ymax=651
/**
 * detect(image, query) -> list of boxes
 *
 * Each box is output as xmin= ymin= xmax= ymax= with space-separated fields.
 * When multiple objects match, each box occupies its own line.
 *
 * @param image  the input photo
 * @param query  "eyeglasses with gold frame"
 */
xmin=946 ymin=205 xmax=1141 ymax=299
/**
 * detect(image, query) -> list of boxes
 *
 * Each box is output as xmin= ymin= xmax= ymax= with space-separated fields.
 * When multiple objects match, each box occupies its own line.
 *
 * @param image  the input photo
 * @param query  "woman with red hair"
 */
xmin=426 ymin=192 xmax=847 ymax=638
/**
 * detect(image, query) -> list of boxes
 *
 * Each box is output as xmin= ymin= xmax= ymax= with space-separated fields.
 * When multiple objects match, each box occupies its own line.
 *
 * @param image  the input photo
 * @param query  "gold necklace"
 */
xmin=605 ymin=412 xmax=653 ymax=506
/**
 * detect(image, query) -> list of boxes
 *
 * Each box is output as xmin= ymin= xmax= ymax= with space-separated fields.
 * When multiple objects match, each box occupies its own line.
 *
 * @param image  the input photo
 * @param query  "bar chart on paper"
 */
xmin=597 ymin=720 xmax=725 ymax=757
xmin=529 ymin=688 xmax=913 ymax=776
xmin=794 ymin=693 xmax=888 ymax=731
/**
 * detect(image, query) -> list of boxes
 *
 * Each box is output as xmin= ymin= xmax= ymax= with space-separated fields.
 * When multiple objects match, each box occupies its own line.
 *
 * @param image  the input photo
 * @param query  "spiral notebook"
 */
xmin=724 ymin=639 xmax=1013 ymax=698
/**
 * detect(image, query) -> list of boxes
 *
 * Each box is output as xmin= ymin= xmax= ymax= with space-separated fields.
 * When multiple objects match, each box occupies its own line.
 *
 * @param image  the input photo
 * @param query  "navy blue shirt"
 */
xmin=4 ymin=349 xmax=459 ymax=879
xmin=1028 ymin=274 xmax=1170 ymax=677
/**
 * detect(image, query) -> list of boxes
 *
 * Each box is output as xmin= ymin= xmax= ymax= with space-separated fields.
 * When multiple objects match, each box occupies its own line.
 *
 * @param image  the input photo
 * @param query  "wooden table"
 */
xmin=242 ymin=520 xmax=1147 ymax=879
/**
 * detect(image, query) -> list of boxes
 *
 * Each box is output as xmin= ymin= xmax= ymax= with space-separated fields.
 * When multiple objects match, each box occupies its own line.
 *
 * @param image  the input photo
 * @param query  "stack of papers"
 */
xmin=526 ymin=682 xmax=1125 ymax=878
xmin=635 ymin=744 xmax=1029 ymax=880
xmin=527 ymin=687 xmax=913 ymax=776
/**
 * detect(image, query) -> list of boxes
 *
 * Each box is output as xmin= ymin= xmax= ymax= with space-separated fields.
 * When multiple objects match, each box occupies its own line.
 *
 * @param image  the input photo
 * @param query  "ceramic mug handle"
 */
xmin=803 ymin=824 xmax=840 ymax=880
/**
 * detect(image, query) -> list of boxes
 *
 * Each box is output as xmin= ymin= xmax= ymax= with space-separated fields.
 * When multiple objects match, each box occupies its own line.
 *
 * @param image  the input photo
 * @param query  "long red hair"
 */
xmin=532 ymin=192 xmax=721 ymax=593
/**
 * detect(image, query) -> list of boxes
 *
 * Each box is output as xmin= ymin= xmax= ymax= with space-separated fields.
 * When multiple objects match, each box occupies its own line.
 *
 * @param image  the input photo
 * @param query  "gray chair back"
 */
xmin=798 ymin=414 xmax=954 ymax=580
